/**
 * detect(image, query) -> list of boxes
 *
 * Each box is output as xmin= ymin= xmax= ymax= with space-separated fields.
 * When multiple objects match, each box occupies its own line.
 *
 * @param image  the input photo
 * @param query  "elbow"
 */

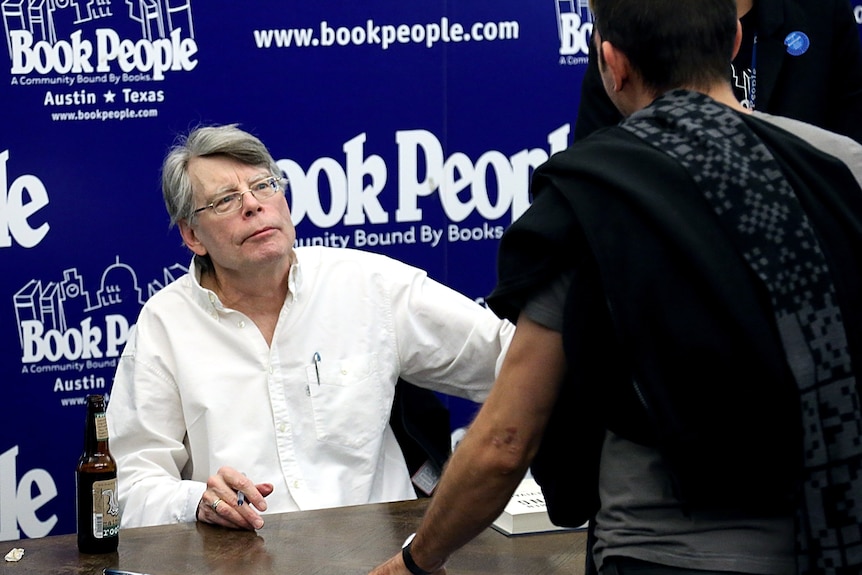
xmin=474 ymin=425 xmax=535 ymax=477
xmin=492 ymin=456 xmax=531 ymax=478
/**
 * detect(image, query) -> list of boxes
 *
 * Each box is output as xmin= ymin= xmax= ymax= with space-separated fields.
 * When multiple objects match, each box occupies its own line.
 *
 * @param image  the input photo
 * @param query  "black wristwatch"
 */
xmin=401 ymin=533 xmax=435 ymax=575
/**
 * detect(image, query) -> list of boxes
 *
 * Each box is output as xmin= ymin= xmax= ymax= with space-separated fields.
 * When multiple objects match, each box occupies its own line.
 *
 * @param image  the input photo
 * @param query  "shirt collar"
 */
xmin=287 ymin=251 xmax=303 ymax=304
xmin=185 ymin=254 xmax=302 ymax=310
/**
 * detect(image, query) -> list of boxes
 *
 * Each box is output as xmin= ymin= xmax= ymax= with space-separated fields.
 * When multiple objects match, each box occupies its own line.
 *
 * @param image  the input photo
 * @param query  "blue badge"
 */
xmin=784 ymin=31 xmax=810 ymax=56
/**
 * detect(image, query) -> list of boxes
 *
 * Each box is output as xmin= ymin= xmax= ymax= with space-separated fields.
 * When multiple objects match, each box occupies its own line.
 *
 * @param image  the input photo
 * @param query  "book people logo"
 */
xmin=2 ymin=0 xmax=198 ymax=80
xmin=554 ymin=0 xmax=593 ymax=66
xmin=14 ymin=257 xmax=186 ymax=382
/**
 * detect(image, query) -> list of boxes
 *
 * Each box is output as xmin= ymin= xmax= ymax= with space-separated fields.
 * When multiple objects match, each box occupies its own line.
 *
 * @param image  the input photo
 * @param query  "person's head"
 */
xmin=161 ymin=124 xmax=295 ymax=276
xmin=590 ymin=0 xmax=739 ymax=113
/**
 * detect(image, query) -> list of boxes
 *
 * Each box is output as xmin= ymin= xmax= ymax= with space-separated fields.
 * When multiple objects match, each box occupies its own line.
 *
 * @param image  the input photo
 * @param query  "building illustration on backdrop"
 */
xmin=13 ymin=257 xmax=187 ymax=352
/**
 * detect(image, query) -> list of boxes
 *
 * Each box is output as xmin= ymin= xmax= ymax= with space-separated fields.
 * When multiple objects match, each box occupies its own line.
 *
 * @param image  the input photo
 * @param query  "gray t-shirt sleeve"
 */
xmin=522 ymin=271 xmax=574 ymax=332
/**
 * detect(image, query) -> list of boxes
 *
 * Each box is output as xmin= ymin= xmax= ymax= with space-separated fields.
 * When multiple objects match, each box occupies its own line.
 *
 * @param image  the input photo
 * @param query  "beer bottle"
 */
xmin=76 ymin=394 xmax=119 ymax=553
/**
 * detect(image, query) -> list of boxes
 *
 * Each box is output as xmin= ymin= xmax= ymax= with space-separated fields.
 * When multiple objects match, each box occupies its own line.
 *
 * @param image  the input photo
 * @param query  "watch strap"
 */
xmin=401 ymin=533 xmax=435 ymax=575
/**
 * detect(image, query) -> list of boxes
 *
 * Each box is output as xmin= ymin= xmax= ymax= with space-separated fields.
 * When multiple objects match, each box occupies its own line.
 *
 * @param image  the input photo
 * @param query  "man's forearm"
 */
xmin=402 ymin=315 xmax=568 ymax=571
xmin=407 ymin=424 xmax=532 ymax=571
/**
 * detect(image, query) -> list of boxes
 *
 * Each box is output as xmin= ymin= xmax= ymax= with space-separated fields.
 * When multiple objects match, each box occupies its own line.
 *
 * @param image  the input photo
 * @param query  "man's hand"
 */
xmin=369 ymin=553 xmax=446 ymax=575
xmin=196 ymin=466 xmax=274 ymax=530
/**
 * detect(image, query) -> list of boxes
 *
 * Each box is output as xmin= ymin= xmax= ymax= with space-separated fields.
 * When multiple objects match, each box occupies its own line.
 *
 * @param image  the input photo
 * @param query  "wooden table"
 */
xmin=0 ymin=499 xmax=586 ymax=575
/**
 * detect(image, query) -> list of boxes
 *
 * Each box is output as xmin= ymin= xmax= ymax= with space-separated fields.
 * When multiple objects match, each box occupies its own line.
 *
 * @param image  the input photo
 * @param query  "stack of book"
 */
xmin=491 ymin=476 xmax=587 ymax=536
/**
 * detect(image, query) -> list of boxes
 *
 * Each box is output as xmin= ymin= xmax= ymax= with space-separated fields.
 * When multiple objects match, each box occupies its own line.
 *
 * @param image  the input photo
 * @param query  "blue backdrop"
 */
xmin=1 ymin=0 xmax=861 ymax=541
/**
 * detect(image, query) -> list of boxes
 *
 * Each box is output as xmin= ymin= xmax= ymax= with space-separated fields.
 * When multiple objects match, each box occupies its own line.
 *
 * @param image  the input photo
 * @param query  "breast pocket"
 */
xmin=305 ymin=354 xmax=387 ymax=449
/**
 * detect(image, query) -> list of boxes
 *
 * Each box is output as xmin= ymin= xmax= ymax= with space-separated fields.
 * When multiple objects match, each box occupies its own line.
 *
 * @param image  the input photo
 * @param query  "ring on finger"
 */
xmin=211 ymin=498 xmax=223 ymax=511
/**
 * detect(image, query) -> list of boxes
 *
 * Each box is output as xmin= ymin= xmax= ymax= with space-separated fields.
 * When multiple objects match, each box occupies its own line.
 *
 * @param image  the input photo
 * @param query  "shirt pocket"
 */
xmin=305 ymin=353 xmax=387 ymax=449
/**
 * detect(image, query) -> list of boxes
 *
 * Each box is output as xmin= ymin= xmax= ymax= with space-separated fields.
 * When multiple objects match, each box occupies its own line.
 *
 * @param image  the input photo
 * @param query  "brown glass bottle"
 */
xmin=76 ymin=394 xmax=119 ymax=553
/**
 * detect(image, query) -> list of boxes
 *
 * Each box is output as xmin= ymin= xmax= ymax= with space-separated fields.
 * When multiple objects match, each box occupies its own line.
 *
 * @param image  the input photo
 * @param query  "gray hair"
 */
xmin=161 ymin=123 xmax=282 ymax=227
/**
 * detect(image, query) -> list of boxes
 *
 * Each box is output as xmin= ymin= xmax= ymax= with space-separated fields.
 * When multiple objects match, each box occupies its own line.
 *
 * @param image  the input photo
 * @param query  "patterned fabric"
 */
xmin=622 ymin=90 xmax=862 ymax=575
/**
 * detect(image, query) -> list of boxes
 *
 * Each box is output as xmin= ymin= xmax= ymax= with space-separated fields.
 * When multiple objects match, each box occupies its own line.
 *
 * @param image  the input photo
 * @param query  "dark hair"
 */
xmin=591 ymin=0 xmax=738 ymax=95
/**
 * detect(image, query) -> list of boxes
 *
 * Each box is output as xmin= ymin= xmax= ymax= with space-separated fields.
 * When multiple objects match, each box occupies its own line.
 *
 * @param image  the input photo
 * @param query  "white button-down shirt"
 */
xmin=107 ymin=246 xmax=514 ymax=527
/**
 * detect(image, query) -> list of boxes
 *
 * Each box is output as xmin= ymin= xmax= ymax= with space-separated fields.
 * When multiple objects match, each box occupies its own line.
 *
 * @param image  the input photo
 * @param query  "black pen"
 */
xmin=104 ymin=569 xmax=152 ymax=575
xmin=237 ymin=471 xmax=247 ymax=506
xmin=306 ymin=353 xmax=322 ymax=397
xmin=313 ymin=352 xmax=322 ymax=385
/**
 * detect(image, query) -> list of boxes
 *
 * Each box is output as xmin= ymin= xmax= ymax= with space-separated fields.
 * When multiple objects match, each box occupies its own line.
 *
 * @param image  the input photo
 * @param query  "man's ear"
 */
xmin=178 ymin=219 xmax=208 ymax=257
xmin=732 ymin=19 xmax=743 ymax=60
xmin=601 ymin=40 xmax=629 ymax=93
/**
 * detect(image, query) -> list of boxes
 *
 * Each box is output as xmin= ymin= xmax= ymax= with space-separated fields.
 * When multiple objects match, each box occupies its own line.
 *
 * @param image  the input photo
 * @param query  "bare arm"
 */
xmin=369 ymin=312 xmax=567 ymax=574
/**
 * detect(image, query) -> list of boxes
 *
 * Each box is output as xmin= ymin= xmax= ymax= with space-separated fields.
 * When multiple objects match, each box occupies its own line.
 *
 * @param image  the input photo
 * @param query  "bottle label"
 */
xmin=95 ymin=412 xmax=109 ymax=442
xmin=91 ymin=478 xmax=120 ymax=538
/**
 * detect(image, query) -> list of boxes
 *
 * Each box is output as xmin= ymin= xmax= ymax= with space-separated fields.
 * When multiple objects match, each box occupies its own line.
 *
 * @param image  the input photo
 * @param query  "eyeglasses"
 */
xmin=193 ymin=176 xmax=287 ymax=217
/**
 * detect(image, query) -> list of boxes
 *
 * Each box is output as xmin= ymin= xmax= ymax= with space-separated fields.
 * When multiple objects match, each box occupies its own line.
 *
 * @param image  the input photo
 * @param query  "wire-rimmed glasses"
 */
xmin=192 ymin=176 xmax=287 ymax=217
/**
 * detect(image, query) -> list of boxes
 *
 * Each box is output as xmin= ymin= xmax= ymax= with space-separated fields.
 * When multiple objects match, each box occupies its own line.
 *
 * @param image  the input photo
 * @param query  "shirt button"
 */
xmin=238 ymin=320 xmax=246 ymax=328
xmin=278 ymin=423 xmax=286 ymax=433
xmin=341 ymin=369 xmax=347 ymax=375
xmin=208 ymin=293 xmax=216 ymax=303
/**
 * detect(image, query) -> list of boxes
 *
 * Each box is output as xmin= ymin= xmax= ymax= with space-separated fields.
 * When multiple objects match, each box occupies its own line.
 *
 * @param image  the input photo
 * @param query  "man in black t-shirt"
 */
xmin=367 ymin=1 xmax=862 ymax=574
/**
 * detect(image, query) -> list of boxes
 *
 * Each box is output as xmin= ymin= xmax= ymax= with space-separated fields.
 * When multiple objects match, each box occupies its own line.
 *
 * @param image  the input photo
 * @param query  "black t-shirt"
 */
xmin=732 ymin=10 xmax=757 ymax=108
